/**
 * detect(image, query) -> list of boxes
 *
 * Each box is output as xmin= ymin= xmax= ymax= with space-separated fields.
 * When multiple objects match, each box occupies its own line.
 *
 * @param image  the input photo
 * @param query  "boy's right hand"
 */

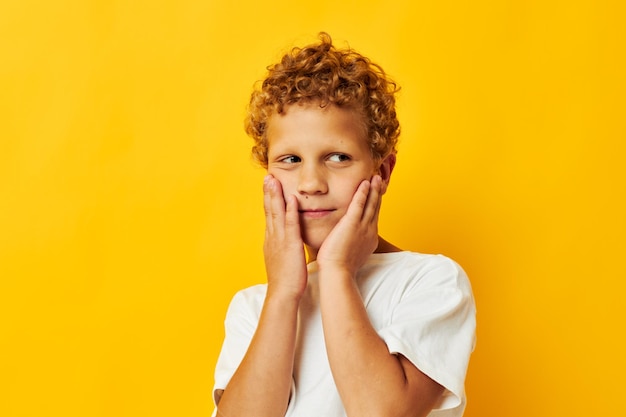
xmin=263 ymin=175 xmax=307 ymax=301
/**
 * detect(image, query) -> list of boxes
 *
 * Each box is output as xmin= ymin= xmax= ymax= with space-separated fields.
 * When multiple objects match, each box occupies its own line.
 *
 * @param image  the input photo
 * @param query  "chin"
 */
xmin=302 ymin=239 xmax=324 ymax=253
xmin=301 ymin=229 xmax=331 ymax=254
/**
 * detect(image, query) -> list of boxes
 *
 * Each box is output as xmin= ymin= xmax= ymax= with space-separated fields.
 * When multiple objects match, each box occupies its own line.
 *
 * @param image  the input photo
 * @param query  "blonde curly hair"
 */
xmin=244 ymin=33 xmax=400 ymax=168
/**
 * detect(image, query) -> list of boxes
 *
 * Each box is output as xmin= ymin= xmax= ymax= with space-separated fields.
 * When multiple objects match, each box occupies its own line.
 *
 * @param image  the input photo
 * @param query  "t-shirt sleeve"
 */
xmin=377 ymin=256 xmax=476 ymax=411
xmin=211 ymin=286 xmax=266 ymax=414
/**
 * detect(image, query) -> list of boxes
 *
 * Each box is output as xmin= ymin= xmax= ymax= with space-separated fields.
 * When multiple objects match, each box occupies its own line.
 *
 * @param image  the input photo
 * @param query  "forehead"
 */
xmin=266 ymin=103 xmax=369 ymax=151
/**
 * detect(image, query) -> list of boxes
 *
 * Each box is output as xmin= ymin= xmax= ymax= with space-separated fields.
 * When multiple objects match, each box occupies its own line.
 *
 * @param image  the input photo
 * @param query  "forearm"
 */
xmin=217 ymin=292 xmax=299 ymax=417
xmin=319 ymin=269 xmax=441 ymax=417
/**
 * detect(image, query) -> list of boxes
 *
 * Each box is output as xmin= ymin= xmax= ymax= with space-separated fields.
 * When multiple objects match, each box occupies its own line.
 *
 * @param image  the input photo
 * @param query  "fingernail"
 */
xmin=264 ymin=175 xmax=271 ymax=184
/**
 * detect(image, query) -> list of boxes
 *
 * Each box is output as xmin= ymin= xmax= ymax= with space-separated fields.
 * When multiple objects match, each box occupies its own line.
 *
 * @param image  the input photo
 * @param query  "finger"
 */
xmin=344 ymin=179 xmax=370 ymax=224
xmin=363 ymin=175 xmax=383 ymax=224
xmin=268 ymin=176 xmax=287 ymax=235
xmin=263 ymin=175 xmax=274 ymax=234
xmin=284 ymin=194 xmax=301 ymax=238
xmin=381 ymin=177 xmax=389 ymax=195
xmin=372 ymin=176 xmax=384 ymax=224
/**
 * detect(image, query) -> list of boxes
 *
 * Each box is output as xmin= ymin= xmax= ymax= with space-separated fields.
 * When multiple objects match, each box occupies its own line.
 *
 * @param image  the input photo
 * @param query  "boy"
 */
xmin=212 ymin=33 xmax=476 ymax=417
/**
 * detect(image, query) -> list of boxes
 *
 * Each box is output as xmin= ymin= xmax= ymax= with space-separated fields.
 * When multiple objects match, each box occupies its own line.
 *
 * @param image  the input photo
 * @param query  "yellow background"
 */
xmin=1 ymin=1 xmax=624 ymax=416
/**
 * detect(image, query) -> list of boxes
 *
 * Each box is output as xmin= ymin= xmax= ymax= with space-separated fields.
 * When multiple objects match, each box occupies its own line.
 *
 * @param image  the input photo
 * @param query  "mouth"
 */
xmin=298 ymin=209 xmax=335 ymax=218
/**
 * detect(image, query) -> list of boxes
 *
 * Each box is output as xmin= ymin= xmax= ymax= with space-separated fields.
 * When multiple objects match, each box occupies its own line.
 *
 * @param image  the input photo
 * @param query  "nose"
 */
xmin=297 ymin=163 xmax=328 ymax=196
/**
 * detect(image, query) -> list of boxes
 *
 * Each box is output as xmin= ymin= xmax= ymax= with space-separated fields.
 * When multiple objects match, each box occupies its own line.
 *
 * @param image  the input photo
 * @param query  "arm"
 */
xmin=216 ymin=176 xmax=307 ymax=417
xmin=319 ymin=272 xmax=444 ymax=417
xmin=316 ymin=176 xmax=444 ymax=417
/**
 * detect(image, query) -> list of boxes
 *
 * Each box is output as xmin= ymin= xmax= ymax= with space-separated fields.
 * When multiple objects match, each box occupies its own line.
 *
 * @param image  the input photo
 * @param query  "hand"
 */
xmin=316 ymin=175 xmax=385 ymax=276
xmin=263 ymin=175 xmax=308 ymax=300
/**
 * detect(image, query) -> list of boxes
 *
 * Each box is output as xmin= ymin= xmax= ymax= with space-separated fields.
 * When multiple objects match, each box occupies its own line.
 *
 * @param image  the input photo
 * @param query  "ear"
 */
xmin=377 ymin=152 xmax=396 ymax=194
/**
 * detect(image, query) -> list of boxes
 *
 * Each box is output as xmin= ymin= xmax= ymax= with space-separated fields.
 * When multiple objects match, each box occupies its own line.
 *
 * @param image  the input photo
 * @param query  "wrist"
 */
xmin=318 ymin=265 xmax=357 ymax=284
xmin=266 ymin=286 xmax=304 ymax=305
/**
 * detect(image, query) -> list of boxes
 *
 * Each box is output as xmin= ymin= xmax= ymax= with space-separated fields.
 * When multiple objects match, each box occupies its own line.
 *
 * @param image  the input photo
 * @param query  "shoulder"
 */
xmin=224 ymin=284 xmax=268 ymax=322
xmin=357 ymin=251 xmax=475 ymax=321
xmin=408 ymin=252 xmax=471 ymax=290
xmin=363 ymin=251 xmax=471 ymax=291
xmin=231 ymin=283 xmax=267 ymax=303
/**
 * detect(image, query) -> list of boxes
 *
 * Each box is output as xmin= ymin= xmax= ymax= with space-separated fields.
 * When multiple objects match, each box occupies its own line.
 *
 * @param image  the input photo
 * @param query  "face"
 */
xmin=266 ymin=103 xmax=382 ymax=251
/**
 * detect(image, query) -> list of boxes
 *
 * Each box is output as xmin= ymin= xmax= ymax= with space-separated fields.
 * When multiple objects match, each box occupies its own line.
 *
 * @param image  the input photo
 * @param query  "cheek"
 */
xmin=268 ymin=170 xmax=297 ymax=198
xmin=336 ymin=177 xmax=367 ymax=202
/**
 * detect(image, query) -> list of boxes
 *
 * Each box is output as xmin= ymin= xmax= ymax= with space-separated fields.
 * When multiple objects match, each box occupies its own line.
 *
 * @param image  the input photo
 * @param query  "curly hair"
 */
xmin=244 ymin=33 xmax=400 ymax=168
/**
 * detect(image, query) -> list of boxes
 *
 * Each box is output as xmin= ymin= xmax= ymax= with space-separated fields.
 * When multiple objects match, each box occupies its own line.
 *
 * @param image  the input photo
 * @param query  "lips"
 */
xmin=298 ymin=208 xmax=335 ymax=218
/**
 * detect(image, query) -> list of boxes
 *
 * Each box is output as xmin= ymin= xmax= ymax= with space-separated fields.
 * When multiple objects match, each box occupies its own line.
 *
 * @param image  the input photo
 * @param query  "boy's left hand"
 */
xmin=316 ymin=175 xmax=385 ymax=276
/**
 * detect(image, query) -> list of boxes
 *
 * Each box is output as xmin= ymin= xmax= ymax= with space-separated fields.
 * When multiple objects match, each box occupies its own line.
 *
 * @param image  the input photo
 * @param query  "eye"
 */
xmin=328 ymin=153 xmax=351 ymax=163
xmin=280 ymin=155 xmax=301 ymax=164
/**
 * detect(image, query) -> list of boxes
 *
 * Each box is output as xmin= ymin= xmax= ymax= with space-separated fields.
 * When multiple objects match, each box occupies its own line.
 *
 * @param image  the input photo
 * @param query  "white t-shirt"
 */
xmin=212 ymin=252 xmax=476 ymax=417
